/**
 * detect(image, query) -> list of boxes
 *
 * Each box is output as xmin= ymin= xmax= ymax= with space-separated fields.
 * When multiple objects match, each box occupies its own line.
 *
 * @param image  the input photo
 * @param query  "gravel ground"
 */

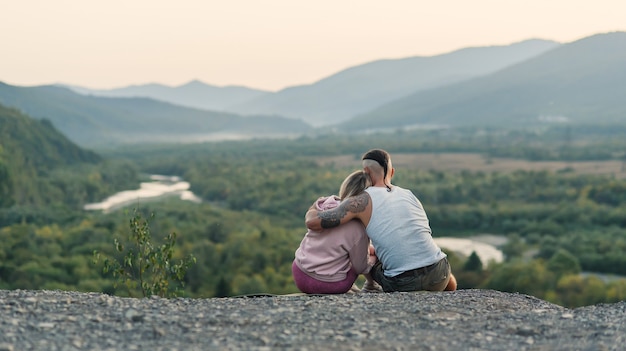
xmin=1 ymin=289 xmax=625 ymax=351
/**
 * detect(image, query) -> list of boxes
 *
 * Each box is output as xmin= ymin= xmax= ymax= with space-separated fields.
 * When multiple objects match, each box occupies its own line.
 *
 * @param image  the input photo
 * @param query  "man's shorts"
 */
xmin=370 ymin=257 xmax=451 ymax=292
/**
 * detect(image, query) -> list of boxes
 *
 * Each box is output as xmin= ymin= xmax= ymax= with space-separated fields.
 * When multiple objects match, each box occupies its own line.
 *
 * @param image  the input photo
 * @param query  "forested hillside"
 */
xmin=1 ymin=103 xmax=97 ymax=206
xmin=0 ymin=104 xmax=139 ymax=219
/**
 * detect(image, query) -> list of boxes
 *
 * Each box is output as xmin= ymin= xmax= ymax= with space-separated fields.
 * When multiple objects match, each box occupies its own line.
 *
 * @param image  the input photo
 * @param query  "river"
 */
xmin=434 ymin=235 xmax=505 ymax=267
xmin=83 ymin=175 xmax=202 ymax=213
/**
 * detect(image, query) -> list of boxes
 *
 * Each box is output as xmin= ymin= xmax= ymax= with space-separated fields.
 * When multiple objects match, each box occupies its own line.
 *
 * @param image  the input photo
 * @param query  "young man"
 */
xmin=305 ymin=149 xmax=456 ymax=292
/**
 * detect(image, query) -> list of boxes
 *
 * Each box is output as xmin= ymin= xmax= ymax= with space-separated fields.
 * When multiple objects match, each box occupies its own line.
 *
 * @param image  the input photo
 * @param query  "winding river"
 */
xmin=434 ymin=236 xmax=505 ymax=266
xmin=83 ymin=175 xmax=202 ymax=213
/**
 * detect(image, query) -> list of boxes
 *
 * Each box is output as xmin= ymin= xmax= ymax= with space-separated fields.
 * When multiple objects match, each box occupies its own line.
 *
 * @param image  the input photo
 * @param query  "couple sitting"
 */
xmin=292 ymin=149 xmax=457 ymax=294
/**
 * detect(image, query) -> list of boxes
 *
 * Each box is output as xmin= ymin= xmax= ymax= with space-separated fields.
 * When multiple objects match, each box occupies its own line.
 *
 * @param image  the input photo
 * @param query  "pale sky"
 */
xmin=1 ymin=0 xmax=625 ymax=92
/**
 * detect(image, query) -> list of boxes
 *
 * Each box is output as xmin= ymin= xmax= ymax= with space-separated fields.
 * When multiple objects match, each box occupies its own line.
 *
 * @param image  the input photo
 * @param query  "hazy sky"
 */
xmin=2 ymin=0 xmax=625 ymax=91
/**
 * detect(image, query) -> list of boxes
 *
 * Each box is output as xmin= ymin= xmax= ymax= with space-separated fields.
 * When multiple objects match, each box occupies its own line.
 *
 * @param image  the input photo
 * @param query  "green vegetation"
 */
xmin=2 ymin=110 xmax=626 ymax=306
xmin=94 ymin=209 xmax=196 ymax=297
xmin=0 ymin=103 xmax=140 ymax=224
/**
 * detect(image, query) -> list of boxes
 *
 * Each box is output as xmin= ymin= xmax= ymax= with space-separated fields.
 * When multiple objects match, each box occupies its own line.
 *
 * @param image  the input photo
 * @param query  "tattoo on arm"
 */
xmin=318 ymin=193 xmax=369 ymax=229
xmin=319 ymin=212 xmax=341 ymax=228
xmin=345 ymin=192 xmax=369 ymax=213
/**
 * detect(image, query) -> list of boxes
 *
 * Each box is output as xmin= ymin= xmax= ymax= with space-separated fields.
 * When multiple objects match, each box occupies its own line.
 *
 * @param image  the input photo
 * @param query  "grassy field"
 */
xmin=316 ymin=152 xmax=626 ymax=178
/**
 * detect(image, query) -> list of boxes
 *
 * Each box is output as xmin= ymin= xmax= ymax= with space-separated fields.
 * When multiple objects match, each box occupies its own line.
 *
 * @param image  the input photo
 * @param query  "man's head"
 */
xmin=362 ymin=149 xmax=393 ymax=189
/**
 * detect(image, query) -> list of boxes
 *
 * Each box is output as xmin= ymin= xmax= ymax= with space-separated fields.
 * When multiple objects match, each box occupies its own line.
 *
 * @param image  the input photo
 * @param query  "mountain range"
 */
xmin=67 ymin=39 xmax=560 ymax=127
xmin=65 ymin=80 xmax=270 ymax=112
xmin=339 ymin=31 xmax=626 ymax=131
xmin=0 ymin=83 xmax=310 ymax=147
xmin=1 ymin=31 xmax=624 ymax=148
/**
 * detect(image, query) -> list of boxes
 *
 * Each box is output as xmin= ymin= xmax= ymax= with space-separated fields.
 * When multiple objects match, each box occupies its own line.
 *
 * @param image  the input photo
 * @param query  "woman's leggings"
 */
xmin=292 ymin=261 xmax=357 ymax=294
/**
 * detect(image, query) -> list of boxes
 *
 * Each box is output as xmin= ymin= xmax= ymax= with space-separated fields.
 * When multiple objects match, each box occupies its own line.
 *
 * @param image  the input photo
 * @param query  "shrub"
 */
xmin=94 ymin=209 xmax=196 ymax=297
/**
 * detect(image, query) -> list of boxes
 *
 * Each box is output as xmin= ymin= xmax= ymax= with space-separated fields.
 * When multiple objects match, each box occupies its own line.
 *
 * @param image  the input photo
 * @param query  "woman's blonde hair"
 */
xmin=339 ymin=170 xmax=371 ymax=200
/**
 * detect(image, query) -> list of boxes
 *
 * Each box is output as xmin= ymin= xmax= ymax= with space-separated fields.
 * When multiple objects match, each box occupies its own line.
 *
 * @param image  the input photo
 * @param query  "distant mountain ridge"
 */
xmin=0 ymin=83 xmax=311 ymax=148
xmin=64 ymin=39 xmax=560 ymax=127
xmin=340 ymin=31 xmax=626 ymax=131
xmin=65 ymin=80 xmax=269 ymax=112
xmin=228 ymin=39 xmax=560 ymax=126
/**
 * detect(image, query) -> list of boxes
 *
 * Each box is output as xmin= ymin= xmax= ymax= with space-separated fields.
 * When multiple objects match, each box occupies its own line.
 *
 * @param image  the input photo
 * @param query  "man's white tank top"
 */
xmin=365 ymin=186 xmax=446 ymax=277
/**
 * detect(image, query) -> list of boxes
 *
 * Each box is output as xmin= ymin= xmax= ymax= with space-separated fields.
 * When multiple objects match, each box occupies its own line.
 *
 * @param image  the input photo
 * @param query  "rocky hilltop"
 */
xmin=1 ymin=289 xmax=624 ymax=350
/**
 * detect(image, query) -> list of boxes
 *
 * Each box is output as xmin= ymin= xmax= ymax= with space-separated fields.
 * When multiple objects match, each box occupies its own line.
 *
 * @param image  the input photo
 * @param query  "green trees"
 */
xmin=463 ymin=252 xmax=483 ymax=272
xmin=547 ymin=249 xmax=581 ymax=278
xmin=484 ymin=260 xmax=554 ymax=299
xmin=555 ymin=275 xmax=606 ymax=307
xmin=0 ymin=158 xmax=13 ymax=207
xmin=500 ymin=234 xmax=525 ymax=260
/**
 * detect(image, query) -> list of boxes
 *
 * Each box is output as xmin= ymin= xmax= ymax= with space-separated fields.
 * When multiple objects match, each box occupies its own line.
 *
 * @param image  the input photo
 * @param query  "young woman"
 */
xmin=292 ymin=170 xmax=380 ymax=294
